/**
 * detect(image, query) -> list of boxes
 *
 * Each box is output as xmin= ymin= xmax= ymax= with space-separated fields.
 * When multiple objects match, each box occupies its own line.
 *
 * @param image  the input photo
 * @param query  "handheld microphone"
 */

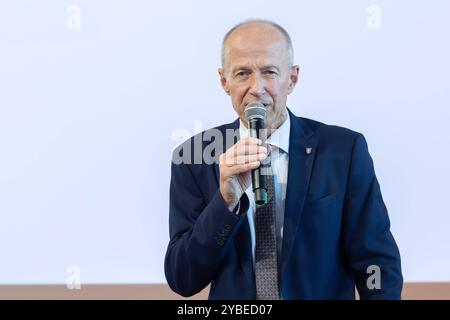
xmin=244 ymin=102 xmax=269 ymax=205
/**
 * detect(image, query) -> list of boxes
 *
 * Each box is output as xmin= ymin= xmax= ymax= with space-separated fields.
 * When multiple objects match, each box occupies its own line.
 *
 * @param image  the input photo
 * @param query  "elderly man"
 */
xmin=164 ymin=19 xmax=402 ymax=300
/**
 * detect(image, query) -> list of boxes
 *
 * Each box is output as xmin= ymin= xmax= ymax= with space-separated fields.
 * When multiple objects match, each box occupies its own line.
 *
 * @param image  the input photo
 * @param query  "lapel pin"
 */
xmin=305 ymin=147 xmax=312 ymax=155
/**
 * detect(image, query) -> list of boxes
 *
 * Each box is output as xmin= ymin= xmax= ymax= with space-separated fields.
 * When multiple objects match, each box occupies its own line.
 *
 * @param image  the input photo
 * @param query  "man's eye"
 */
xmin=264 ymin=70 xmax=277 ymax=75
xmin=236 ymin=71 xmax=249 ymax=77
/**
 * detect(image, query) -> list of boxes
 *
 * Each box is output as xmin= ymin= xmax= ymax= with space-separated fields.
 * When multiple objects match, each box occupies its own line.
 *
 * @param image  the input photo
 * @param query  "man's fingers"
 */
xmin=236 ymin=144 xmax=267 ymax=155
xmin=239 ymin=137 xmax=262 ymax=145
xmin=232 ymin=137 xmax=262 ymax=156
xmin=222 ymin=153 xmax=267 ymax=166
xmin=227 ymin=144 xmax=267 ymax=161
xmin=219 ymin=137 xmax=267 ymax=167
xmin=220 ymin=146 xmax=267 ymax=165
xmin=224 ymin=161 xmax=261 ymax=176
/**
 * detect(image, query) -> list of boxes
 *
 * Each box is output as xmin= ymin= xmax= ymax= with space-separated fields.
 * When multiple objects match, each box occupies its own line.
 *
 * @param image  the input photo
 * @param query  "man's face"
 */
xmin=219 ymin=23 xmax=299 ymax=130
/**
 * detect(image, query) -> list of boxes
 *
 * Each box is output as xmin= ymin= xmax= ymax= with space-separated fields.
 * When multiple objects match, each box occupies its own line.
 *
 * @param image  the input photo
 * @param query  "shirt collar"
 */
xmin=239 ymin=110 xmax=291 ymax=154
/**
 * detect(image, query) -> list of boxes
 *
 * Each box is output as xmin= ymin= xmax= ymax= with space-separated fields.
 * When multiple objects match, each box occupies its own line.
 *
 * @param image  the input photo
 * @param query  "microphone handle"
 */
xmin=248 ymin=118 xmax=268 ymax=205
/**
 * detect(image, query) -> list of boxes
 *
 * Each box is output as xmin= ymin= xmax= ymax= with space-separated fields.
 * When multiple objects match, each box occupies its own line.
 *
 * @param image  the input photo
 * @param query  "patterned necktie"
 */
xmin=254 ymin=153 xmax=280 ymax=300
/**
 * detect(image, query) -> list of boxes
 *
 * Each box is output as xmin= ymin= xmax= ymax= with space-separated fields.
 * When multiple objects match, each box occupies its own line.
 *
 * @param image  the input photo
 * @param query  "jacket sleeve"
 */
xmin=164 ymin=154 xmax=248 ymax=297
xmin=342 ymin=133 xmax=403 ymax=300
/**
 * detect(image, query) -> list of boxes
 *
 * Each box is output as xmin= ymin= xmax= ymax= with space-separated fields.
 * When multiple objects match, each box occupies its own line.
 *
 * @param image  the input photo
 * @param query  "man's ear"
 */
xmin=287 ymin=65 xmax=300 ymax=95
xmin=218 ymin=68 xmax=230 ymax=95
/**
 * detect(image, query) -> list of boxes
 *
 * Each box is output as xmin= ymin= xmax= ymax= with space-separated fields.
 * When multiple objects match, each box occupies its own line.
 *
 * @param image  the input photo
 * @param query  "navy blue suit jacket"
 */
xmin=164 ymin=109 xmax=402 ymax=299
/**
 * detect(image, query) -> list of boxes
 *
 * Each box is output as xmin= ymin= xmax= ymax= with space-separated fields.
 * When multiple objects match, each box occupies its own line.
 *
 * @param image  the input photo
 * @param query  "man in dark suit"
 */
xmin=164 ymin=19 xmax=402 ymax=299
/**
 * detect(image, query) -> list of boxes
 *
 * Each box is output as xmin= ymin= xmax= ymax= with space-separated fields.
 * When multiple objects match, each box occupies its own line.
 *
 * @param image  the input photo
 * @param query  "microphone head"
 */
xmin=244 ymin=102 xmax=267 ymax=121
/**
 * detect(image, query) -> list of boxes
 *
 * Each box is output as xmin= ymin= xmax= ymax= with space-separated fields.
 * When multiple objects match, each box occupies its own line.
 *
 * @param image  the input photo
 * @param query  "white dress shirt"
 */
xmin=238 ymin=112 xmax=290 ymax=265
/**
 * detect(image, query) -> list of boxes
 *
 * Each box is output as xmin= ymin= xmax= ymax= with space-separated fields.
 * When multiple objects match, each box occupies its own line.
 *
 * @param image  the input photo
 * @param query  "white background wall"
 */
xmin=0 ymin=0 xmax=449 ymax=284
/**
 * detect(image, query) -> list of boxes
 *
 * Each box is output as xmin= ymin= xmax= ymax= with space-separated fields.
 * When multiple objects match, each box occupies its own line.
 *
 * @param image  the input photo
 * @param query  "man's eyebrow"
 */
xmin=230 ymin=65 xmax=280 ymax=74
xmin=261 ymin=65 xmax=280 ymax=71
xmin=230 ymin=66 xmax=251 ymax=74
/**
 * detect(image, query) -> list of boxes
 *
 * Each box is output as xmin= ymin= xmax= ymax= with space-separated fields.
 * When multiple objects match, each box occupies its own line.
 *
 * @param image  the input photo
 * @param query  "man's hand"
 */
xmin=219 ymin=137 xmax=268 ymax=212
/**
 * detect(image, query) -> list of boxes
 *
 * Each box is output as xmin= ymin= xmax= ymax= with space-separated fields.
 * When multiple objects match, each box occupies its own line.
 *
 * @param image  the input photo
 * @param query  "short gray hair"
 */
xmin=221 ymin=19 xmax=294 ymax=69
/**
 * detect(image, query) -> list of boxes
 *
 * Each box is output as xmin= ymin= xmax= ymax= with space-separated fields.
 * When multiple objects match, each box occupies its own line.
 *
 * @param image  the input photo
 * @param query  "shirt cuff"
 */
xmin=232 ymin=193 xmax=250 ymax=216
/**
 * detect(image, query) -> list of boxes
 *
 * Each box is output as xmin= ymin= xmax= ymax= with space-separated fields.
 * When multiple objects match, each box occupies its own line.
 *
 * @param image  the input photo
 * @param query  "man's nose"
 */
xmin=249 ymin=74 xmax=266 ymax=97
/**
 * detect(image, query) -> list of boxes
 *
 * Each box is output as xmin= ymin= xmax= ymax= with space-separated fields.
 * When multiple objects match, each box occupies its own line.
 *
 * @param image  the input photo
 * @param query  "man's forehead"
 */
xmin=228 ymin=53 xmax=283 ymax=68
xmin=228 ymin=37 xmax=285 ymax=53
xmin=226 ymin=44 xmax=288 ymax=69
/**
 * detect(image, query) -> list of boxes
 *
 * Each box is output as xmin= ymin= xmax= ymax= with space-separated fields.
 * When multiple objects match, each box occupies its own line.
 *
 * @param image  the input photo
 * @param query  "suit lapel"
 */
xmin=281 ymin=110 xmax=317 ymax=274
